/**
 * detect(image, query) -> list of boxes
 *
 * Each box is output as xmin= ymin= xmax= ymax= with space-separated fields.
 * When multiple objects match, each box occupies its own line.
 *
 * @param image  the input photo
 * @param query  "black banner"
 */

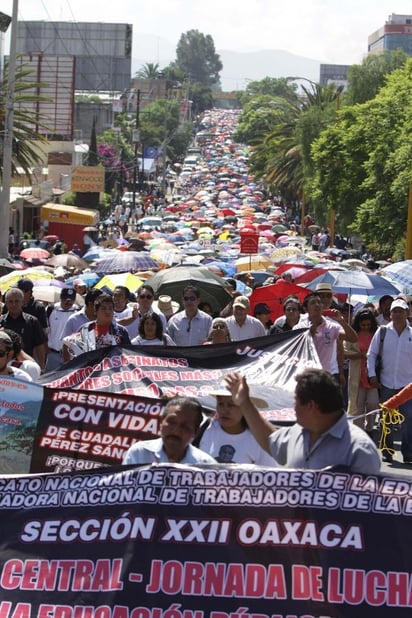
xmin=0 ymin=464 xmax=411 ymax=617
xmin=1 ymin=331 xmax=318 ymax=474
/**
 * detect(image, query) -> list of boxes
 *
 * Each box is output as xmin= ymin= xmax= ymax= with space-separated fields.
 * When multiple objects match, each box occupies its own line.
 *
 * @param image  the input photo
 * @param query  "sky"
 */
xmin=3 ymin=0 xmax=412 ymax=68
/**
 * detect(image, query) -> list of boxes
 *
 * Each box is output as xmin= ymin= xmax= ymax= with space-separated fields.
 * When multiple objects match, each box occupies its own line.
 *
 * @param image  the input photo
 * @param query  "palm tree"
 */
xmin=0 ymin=59 xmax=50 ymax=181
xmin=250 ymin=80 xmax=343 ymax=202
xmin=135 ymin=63 xmax=162 ymax=80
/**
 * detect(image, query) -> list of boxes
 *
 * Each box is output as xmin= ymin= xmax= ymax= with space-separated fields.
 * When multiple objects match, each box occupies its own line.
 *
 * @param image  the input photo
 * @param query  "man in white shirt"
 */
xmin=45 ymin=287 xmax=79 ymax=371
xmin=367 ymin=298 xmax=412 ymax=464
xmin=225 ymin=296 xmax=266 ymax=341
xmin=123 ymin=396 xmax=216 ymax=464
xmin=117 ymin=285 xmax=168 ymax=339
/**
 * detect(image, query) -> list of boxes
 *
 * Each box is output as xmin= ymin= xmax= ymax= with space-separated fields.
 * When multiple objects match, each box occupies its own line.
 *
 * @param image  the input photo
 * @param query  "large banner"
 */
xmin=1 ymin=331 xmax=318 ymax=475
xmin=0 ymin=464 xmax=411 ymax=617
xmin=39 ymin=331 xmax=314 ymax=404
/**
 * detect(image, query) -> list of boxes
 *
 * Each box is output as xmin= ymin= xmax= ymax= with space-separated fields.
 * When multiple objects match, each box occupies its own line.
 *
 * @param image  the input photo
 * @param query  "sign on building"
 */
xmin=71 ymin=166 xmax=105 ymax=193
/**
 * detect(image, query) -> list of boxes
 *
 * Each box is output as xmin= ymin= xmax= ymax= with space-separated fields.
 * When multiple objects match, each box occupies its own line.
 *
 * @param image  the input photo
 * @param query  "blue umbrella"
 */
xmin=381 ymin=260 xmax=412 ymax=294
xmin=305 ymin=270 xmax=401 ymax=296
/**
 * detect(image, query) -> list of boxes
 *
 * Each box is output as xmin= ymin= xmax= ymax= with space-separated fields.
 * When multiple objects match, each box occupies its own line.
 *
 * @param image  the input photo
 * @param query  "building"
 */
xmin=368 ymin=14 xmax=412 ymax=56
xmin=15 ymin=21 xmax=132 ymax=92
xmin=319 ymin=64 xmax=350 ymax=89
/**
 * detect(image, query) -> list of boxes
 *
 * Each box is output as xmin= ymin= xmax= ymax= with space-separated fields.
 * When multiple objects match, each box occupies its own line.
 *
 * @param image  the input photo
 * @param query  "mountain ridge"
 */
xmin=132 ymin=34 xmax=324 ymax=91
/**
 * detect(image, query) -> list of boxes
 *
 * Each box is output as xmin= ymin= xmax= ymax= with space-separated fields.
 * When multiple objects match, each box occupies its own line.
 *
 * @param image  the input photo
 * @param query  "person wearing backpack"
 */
xmin=367 ymin=298 xmax=412 ymax=464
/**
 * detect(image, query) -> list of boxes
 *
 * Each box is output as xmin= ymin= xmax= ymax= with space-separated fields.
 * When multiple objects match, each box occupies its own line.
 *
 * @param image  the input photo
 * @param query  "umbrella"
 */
xmin=381 ymin=260 xmax=412 ymax=293
xmin=32 ymin=286 xmax=84 ymax=306
xmin=82 ymin=246 xmax=112 ymax=261
xmin=235 ymin=255 xmax=273 ymax=272
xmin=0 ymin=258 xmax=16 ymax=276
xmin=94 ymin=272 xmax=144 ymax=293
xmin=249 ymin=280 xmax=311 ymax=321
xmin=45 ymin=253 xmax=89 ymax=270
xmin=0 ymin=268 xmax=54 ymax=293
xmin=272 ymin=224 xmax=288 ymax=233
xmin=20 ymin=247 xmax=50 ymax=260
xmin=305 ymin=270 xmax=401 ymax=297
xmin=145 ymin=265 xmax=232 ymax=314
xmin=94 ymin=251 xmax=160 ymax=274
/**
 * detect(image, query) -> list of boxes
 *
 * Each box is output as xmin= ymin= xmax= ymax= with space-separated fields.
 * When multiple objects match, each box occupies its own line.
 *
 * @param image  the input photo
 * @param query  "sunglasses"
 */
xmin=213 ymin=324 xmax=227 ymax=329
xmin=318 ymin=293 xmax=332 ymax=297
xmin=139 ymin=294 xmax=153 ymax=300
xmin=0 ymin=349 xmax=8 ymax=358
xmin=183 ymin=295 xmax=197 ymax=302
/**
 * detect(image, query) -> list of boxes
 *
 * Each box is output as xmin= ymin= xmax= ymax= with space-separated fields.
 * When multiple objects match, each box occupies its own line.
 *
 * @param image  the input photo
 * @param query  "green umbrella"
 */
xmin=272 ymin=224 xmax=288 ymax=233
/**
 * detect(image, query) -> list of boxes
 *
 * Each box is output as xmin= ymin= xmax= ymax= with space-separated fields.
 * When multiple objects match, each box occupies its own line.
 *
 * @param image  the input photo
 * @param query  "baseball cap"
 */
xmin=0 ymin=331 xmax=13 ymax=347
xmin=73 ymin=278 xmax=86 ymax=287
xmin=60 ymin=287 xmax=76 ymax=300
xmin=390 ymin=298 xmax=408 ymax=311
xmin=17 ymin=278 xmax=34 ymax=292
xmin=233 ymin=295 xmax=250 ymax=310
xmin=254 ymin=303 xmax=271 ymax=314
xmin=315 ymin=283 xmax=333 ymax=293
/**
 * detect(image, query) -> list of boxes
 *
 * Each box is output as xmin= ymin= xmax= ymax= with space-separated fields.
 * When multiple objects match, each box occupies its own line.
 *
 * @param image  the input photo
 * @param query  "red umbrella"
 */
xmin=294 ymin=267 xmax=328 ymax=284
xmin=249 ymin=280 xmax=311 ymax=321
xmin=20 ymin=247 xmax=50 ymax=260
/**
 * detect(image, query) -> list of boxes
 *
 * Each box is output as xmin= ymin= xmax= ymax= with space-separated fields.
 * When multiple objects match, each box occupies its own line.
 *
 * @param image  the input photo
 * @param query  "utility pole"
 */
xmin=131 ymin=89 xmax=140 ymax=214
xmin=0 ymin=0 xmax=17 ymax=259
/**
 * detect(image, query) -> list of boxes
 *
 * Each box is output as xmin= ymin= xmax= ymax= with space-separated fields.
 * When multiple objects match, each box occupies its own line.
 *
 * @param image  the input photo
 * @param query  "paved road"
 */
xmin=377 ymin=428 xmax=412 ymax=477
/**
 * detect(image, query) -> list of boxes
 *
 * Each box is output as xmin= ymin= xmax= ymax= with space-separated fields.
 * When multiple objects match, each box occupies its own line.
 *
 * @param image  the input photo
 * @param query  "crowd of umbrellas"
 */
xmin=2 ymin=108 xmax=412 ymax=317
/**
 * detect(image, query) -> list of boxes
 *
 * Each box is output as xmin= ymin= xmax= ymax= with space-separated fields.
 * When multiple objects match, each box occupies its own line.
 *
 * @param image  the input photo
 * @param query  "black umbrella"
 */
xmin=146 ymin=265 xmax=232 ymax=314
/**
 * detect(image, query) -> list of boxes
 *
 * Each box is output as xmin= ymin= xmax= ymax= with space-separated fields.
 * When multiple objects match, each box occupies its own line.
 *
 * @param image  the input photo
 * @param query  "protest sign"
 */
xmin=0 ymin=464 xmax=411 ymax=617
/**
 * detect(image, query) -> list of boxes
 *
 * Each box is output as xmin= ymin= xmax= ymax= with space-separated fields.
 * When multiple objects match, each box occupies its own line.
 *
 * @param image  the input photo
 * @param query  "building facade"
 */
xmin=15 ymin=21 xmax=132 ymax=92
xmin=368 ymin=14 xmax=412 ymax=56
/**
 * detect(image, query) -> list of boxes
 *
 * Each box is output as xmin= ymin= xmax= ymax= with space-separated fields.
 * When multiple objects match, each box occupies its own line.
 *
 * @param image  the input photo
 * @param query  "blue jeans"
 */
xmin=380 ymin=385 xmax=412 ymax=460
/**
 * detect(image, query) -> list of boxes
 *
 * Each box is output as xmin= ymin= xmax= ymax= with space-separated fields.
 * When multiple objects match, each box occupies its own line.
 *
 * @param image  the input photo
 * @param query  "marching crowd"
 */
xmin=2 ymin=267 xmax=412 ymax=475
xmin=1 ymin=109 xmax=411 ymax=476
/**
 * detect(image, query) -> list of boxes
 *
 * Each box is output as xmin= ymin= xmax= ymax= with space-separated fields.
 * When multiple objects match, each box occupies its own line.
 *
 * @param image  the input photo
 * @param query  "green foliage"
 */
xmin=310 ymin=59 xmax=412 ymax=256
xmin=174 ymin=29 xmax=222 ymax=87
xmin=75 ymin=94 xmax=103 ymax=103
xmin=242 ymin=79 xmax=342 ymax=206
xmin=345 ymin=49 xmax=409 ymax=105
xmin=237 ymin=77 xmax=298 ymax=107
xmin=135 ymin=62 xmax=163 ymax=79
xmin=62 ymin=191 xmax=76 ymax=205
xmin=1 ymin=58 xmax=50 ymax=182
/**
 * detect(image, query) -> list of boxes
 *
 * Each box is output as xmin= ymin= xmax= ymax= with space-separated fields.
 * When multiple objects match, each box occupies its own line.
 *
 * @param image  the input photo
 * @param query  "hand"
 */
xmin=368 ymin=376 xmax=380 ymax=389
xmin=225 ymin=372 xmax=250 ymax=407
xmin=325 ymin=308 xmax=342 ymax=322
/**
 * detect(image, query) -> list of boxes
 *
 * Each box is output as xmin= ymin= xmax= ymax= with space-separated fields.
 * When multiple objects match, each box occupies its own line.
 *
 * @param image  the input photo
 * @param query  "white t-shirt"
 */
xmin=4 ymin=366 xmax=33 ymax=382
xmin=198 ymin=419 xmax=276 ymax=465
xmin=9 ymin=359 xmax=40 ymax=380
xmin=131 ymin=334 xmax=175 ymax=346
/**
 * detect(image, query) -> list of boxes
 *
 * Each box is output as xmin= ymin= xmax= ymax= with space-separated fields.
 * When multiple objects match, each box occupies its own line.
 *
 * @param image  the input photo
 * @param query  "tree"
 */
xmin=248 ymin=80 xmax=342 ymax=207
xmin=135 ymin=63 xmax=163 ymax=79
xmin=174 ymin=29 xmax=222 ymax=88
xmin=234 ymin=96 xmax=288 ymax=145
xmin=0 ymin=60 xmax=49 ymax=182
xmin=345 ymin=49 xmax=409 ymax=105
xmin=237 ymin=77 xmax=298 ymax=107
xmin=310 ymin=59 xmax=412 ymax=257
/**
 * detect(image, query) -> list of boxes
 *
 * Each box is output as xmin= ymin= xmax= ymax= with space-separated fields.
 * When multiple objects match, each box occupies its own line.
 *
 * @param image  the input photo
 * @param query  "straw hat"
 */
xmin=153 ymin=295 xmax=180 ymax=317
xmin=208 ymin=386 xmax=268 ymax=409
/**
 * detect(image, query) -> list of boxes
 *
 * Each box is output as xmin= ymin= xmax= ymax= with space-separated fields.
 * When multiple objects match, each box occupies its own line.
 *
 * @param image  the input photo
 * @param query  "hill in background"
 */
xmin=133 ymin=34 xmax=323 ymax=92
